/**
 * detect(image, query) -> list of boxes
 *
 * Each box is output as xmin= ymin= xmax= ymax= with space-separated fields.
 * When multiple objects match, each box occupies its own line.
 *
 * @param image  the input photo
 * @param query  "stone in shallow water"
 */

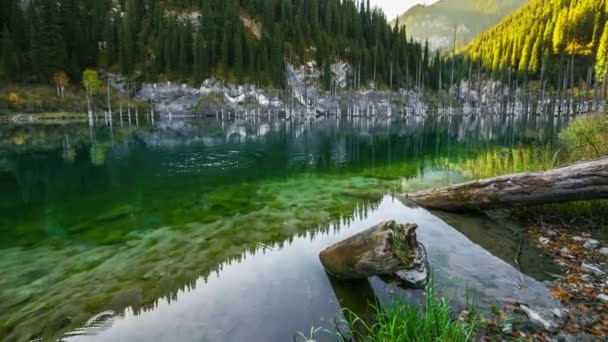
xmin=598 ymin=247 xmax=608 ymax=256
xmin=539 ymin=237 xmax=550 ymax=245
xmin=571 ymin=236 xmax=585 ymax=243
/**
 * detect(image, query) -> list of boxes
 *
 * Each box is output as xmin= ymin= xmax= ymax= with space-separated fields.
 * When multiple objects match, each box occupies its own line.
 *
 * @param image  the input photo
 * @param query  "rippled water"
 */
xmin=0 ymin=113 xmax=570 ymax=341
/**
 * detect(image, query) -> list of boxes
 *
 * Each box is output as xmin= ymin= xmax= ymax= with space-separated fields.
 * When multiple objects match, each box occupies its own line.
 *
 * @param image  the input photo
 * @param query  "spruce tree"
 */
xmin=0 ymin=24 xmax=17 ymax=80
xmin=233 ymin=27 xmax=244 ymax=82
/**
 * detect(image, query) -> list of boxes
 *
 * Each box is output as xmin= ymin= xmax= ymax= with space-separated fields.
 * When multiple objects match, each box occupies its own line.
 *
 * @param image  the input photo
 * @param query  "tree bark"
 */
xmin=319 ymin=221 xmax=424 ymax=281
xmin=407 ymin=158 xmax=608 ymax=212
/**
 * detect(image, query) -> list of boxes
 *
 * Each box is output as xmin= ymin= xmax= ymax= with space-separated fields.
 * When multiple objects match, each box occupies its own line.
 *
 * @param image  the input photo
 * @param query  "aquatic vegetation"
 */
xmin=0 ymin=116 xmax=572 ymax=341
xmin=0 ymin=172 xmax=385 ymax=341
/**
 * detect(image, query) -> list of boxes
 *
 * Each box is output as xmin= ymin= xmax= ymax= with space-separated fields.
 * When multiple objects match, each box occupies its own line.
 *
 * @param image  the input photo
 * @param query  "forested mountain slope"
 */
xmin=464 ymin=0 xmax=608 ymax=83
xmin=0 ymin=0 xmax=434 ymax=91
xmin=395 ymin=0 xmax=527 ymax=50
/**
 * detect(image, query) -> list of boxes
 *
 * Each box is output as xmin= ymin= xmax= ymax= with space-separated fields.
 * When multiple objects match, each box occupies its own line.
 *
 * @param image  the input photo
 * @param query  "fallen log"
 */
xmin=408 ymin=158 xmax=608 ymax=212
xmin=319 ymin=221 xmax=429 ymax=288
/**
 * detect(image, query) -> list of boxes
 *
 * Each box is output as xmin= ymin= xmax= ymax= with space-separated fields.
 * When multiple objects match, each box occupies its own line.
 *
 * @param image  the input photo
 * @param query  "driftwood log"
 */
xmin=408 ymin=158 xmax=608 ymax=212
xmin=319 ymin=221 xmax=429 ymax=288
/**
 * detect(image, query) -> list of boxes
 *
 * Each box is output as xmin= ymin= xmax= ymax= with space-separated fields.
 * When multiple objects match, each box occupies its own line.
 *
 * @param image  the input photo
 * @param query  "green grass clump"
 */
xmin=335 ymin=286 xmax=479 ymax=342
xmin=558 ymin=114 xmax=608 ymax=162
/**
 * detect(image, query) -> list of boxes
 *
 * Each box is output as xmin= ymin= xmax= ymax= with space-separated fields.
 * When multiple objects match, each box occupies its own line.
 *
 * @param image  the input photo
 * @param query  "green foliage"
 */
xmin=595 ymin=22 xmax=608 ymax=80
xmin=82 ymin=69 xmax=100 ymax=93
xmin=464 ymin=0 xmax=608 ymax=85
xmin=559 ymin=114 xmax=608 ymax=161
xmin=0 ymin=0 xmax=438 ymax=90
xmin=337 ymin=286 xmax=479 ymax=342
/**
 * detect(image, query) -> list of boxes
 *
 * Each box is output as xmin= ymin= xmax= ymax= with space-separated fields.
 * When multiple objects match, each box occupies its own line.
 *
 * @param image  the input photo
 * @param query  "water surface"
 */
xmin=0 ymin=113 xmax=569 ymax=341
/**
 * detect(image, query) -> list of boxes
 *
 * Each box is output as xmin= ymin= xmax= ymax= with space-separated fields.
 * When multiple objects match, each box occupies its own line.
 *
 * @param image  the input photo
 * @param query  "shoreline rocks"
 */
xmin=527 ymin=225 xmax=608 ymax=338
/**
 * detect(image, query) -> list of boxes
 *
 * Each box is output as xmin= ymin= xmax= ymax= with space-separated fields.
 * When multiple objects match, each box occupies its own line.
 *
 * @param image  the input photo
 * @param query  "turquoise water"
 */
xmin=0 ymin=114 xmax=568 ymax=341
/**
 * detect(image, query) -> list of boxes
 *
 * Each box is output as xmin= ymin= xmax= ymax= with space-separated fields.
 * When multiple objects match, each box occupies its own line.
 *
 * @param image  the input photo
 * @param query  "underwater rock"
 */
xmin=599 ymin=247 xmax=608 ymax=256
xmin=319 ymin=221 xmax=429 ymax=285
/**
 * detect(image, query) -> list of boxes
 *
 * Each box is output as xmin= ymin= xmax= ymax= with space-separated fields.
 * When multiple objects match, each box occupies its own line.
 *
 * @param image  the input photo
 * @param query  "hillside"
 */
xmin=464 ymin=0 xmax=607 ymax=83
xmin=395 ymin=0 xmax=527 ymax=50
xmin=0 ymin=0 xmax=435 ymax=91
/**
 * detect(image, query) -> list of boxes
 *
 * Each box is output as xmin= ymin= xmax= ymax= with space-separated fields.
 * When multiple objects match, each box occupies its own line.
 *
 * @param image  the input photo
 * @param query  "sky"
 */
xmin=370 ymin=0 xmax=437 ymax=19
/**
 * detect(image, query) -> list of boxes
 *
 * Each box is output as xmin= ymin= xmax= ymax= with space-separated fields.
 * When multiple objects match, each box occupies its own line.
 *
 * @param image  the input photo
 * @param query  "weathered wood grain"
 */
xmin=408 ymin=158 xmax=608 ymax=212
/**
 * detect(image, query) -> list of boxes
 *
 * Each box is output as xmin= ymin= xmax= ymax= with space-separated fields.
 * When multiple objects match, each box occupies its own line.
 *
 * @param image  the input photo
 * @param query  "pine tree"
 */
xmin=0 ymin=0 xmax=435 ymax=89
xmin=0 ymin=24 xmax=17 ymax=80
xmin=193 ymin=29 xmax=207 ymax=85
xmin=220 ymin=21 xmax=231 ymax=77
xmin=120 ymin=16 xmax=134 ymax=75
xmin=233 ymin=26 xmax=244 ymax=82
xmin=102 ymin=16 xmax=116 ymax=66
xmin=37 ymin=0 xmax=68 ymax=79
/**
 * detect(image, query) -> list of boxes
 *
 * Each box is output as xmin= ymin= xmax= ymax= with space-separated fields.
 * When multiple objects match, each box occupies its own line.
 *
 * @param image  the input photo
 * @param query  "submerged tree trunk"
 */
xmin=407 ymin=158 xmax=608 ymax=212
xmin=319 ymin=221 xmax=429 ymax=287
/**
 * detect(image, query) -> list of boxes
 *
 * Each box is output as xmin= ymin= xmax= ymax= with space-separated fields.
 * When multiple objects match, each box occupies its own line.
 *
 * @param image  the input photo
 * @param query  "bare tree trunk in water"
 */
xmin=539 ymin=56 xmax=546 ymax=114
xmin=450 ymin=26 xmax=457 ymax=112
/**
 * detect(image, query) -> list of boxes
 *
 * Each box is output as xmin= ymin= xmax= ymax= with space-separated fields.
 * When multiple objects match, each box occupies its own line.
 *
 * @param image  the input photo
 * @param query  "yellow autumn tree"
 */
xmin=82 ymin=69 xmax=100 ymax=115
xmin=52 ymin=71 xmax=70 ymax=98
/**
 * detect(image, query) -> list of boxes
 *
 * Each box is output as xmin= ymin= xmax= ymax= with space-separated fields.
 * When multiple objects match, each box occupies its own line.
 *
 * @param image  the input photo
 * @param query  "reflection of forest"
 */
xmin=0 ymin=114 xmax=571 ymax=342
xmin=449 ymin=146 xmax=558 ymax=179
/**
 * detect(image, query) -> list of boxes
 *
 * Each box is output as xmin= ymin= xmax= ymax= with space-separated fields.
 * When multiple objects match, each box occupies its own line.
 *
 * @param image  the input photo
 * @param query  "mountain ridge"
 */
xmin=462 ymin=0 xmax=607 ymax=81
xmin=395 ymin=0 xmax=528 ymax=50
